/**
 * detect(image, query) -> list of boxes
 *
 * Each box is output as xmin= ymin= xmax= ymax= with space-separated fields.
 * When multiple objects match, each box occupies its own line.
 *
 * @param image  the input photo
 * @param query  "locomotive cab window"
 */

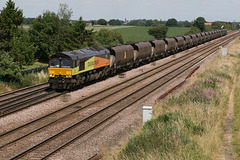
xmin=49 ymin=60 xmax=60 ymax=68
xmin=61 ymin=60 xmax=72 ymax=68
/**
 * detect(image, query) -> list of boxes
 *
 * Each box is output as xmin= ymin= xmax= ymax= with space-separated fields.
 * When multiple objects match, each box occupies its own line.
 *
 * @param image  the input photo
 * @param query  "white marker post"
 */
xmin=142 ymin=106 xmax=153 ymax=125
xmin=222 ymin=48 xmax=227 ymax=56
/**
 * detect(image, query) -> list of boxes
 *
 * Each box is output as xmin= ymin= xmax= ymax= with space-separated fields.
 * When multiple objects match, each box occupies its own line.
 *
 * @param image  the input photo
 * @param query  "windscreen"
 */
xmin=49 ymin=60 xmax=60 ymax=68
xmin=61 ymin=60 xmax=71 ymax=68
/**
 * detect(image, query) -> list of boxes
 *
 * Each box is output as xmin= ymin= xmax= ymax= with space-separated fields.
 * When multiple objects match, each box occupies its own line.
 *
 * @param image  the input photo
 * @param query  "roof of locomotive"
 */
xmin=50 ymin=47 xmax=109 ymax=60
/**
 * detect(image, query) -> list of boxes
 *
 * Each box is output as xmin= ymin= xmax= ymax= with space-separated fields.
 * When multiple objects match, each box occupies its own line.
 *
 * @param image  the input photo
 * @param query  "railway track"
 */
xmin=0 ymin=32 xmax=235 ymax=118
xmin=0 ymin=31 xmax=239 ymax=159
xmin=0 ymin=83 xmax=49 ymax=99
xmin=0 ymin=83 xmax=66 ymax=117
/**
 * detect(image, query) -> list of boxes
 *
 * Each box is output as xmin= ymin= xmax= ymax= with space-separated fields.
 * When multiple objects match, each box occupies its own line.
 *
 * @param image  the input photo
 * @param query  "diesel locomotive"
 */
xmin=48 ymin=29 xmax=227 ymax=90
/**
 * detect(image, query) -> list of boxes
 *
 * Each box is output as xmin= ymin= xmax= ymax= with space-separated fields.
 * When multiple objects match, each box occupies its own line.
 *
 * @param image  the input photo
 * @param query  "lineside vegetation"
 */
xmin=105 ymin=39 xmax=240 ymax=160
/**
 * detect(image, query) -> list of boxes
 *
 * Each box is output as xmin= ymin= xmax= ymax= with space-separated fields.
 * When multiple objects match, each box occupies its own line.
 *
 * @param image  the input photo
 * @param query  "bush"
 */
xmin=95 ymin=28 xmax=123 ymax=46
xmin=0 ymin=52 xmax=23 ymax=82
xmin=186 ymin=27 xmax=201 ymax=34
xmin=148 ymin=26 xmax=168 ymax=39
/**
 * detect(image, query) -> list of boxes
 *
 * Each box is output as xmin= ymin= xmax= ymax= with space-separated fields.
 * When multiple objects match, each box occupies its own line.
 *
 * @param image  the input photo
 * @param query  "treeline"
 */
xmin=85 ymin=18 xmax=239 ymax=30
xmin=0 ymin=0 xmax=123 ymax=82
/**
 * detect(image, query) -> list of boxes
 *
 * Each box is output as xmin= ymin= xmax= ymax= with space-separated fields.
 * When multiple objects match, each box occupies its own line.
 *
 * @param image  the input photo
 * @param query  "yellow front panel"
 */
xmin=48 ymin=68 xmax=72 ymax=77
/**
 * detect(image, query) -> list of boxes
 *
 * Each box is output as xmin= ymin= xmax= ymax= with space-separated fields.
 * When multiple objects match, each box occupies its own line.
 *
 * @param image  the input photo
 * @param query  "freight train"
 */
xmin=48 ymin=29 xmax=227 ymax=90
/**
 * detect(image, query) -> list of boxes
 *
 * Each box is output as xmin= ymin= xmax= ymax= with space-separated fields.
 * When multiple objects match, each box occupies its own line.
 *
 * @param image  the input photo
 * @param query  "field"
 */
xmin=114 ymin=26 xmax=190 ymax=43
xmin=87 ymin=25 xmax=191 ymax=43
xmin=25 ymin=24 xmax=190 ymax=43
xmin=85 ymin=25 xmax=134 ymax=31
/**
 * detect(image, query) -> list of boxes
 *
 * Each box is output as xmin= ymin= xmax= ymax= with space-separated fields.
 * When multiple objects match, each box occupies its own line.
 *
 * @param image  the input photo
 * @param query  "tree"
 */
xmin=0 ymin=51 xmax=22 ymax=82
xmin=166 ymin=18 xmax=178 ymax=27
xmin=193 ymin=17 xmax=206 ymax=32
xmin=183 ymin=21 xmax=192 ymax=27
xmin=23 ymin=18 xmax=35 ymax=24
xmin=97 ymin=19 xmax=107 ymax=25
xmin=0 ymin=0 xmax=24 ymax=52
xmin=57 ymin=3 xmax=73 ymax=21
xmin=145 ymin=20 xmax=154 ymax=26
xmin=137 ymin=20 xmax=145 ymax=26
xmin=96 ymin=28 xmax=123 ymax=46
xmin=148 ymin=26 xmax=168 ymax=39
xmin=29 ymin=11 xmax=61 ymax=61
xmin=108 ymin=19 xmax=123 ymax=26
xmin=57 ymin=3 xmax=74 ymax=51
xmin=9 ymin=29 xmax=37 ymax=66
xmin=186 ymin=27 xmax=201 ymax=34
xmin=212 ymin=21 xmax=232 ymax=30
xmin=204 ymin=25 xmax=213 ymax=31
xmin=128 ymin=20 xmax=139 ymax=26
xmin=90 ymin=20 xmax=97 ymax=25
xmin=63 ymin=17 xmax=94 ymax=50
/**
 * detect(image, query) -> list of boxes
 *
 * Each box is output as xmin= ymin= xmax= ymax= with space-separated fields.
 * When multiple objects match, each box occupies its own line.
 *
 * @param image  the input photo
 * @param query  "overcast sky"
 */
xmin=0 ymin=0 xmax=239 ymax=22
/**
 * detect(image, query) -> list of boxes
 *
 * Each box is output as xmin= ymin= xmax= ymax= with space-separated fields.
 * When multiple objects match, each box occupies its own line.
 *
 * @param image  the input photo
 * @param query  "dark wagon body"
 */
xmin=189 ymin=34 xmax=198 ymax=46
xmin=217 ymin=30 xmax=222 ymax=37
xmin=131 ymin=42 xmax=153 ymax=60
xmin=223 ymin=29 xmax=227 ymax=36
xmin=150 ymin=40 xmax=166 ymax=57
xmin=205 ymin=32 xmax=211 ymax=41
xmin=174 ymin=36 xmax=185 ymax=51
xmin=107 ymin=45 xmax=134 ymax=68
xmin=182 ymin=35 xmax=192 ymax=49
xmin=195 ymin=33 xmax=203 ymax=44
xmin=164 ymin=38 xmax=177 ymax=54
xmin=200 ymin=32 xmax=207 ymax=43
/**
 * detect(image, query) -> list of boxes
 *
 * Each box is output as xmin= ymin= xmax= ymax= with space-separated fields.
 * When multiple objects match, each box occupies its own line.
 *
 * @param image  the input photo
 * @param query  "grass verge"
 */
xmin=105 ymin=38 xmax=240 ymax=160
xmin=233 ymin=77 xmax=240 ymax=159
xmin=0 ymin=70 xmax=49 ymax=93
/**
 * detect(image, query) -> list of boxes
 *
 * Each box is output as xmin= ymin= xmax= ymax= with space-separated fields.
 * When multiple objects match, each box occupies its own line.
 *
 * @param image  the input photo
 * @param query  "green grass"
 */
xmin=233 ymin=81 xmax=240 ymax=159
xmin=113 ymin=26 xmax=191 ymax=43
xmin=0 ymin=70 xmax=49 ymax=94
xmin=21 ymin=62 xmax=48 ymax=70
xmin=22 ymin=25 xmax=30 ymax=31
xmin=117 ymin=111 xmax=206 ymax=160
xmin=166 ymin=27 xmax=191 ymax=37
xmin=233 ymin=62 xmax=240 ymax=159
xmin=87 ymin=25 xmax=191 ymax=43
xmin=113 ymin=26 xmax=154 ymax=43
xmin=109 ymin=69 xmax=229 ymax=159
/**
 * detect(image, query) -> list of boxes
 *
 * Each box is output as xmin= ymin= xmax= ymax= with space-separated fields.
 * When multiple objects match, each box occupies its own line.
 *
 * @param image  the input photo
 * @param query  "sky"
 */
xmin=0 ymin=0 xmax=239 ymax=22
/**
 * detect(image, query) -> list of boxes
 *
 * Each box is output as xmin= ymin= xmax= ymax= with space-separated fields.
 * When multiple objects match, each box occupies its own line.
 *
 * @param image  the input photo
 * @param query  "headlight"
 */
xmin=50 ymin=74 xmax=54 ymax=77
xmin=66 ymin=74 xmax=71 ymax=78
